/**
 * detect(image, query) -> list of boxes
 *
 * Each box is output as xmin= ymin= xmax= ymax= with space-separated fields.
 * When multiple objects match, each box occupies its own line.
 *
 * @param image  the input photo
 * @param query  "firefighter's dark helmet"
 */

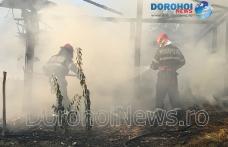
xmin=61 ymin=43 xmax=74 ymax=53
xmin=59 ymin=43 xmax=74 ymax=58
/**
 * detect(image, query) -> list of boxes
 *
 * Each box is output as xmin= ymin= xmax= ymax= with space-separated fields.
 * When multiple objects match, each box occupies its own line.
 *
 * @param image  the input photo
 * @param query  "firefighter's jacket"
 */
xmin=152 ymin=44 xmax=185 ymax=71
xmin=44 ymin=54 xmax=79 ymax=78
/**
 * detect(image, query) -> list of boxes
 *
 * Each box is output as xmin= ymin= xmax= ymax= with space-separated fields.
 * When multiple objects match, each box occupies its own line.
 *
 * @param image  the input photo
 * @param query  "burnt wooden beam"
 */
xmin=135 ymin=0 xmax=143 ymax=67
xmin=226 ymin=20 xmax=228 ymax=61
xmin=224 ymin=19 xmax=228 ymax=95
xmin=195 ymin=12 xmax=228 ymax=46
xmin=211 ymin=27 xmax=218 ymax=53
xmin=96 ymin=17 xmax=212 ymax=24
xmin=82 ymin=0 xmax=123 ymax=15
xmin=212 ymin=4 xmax=228 ymax=10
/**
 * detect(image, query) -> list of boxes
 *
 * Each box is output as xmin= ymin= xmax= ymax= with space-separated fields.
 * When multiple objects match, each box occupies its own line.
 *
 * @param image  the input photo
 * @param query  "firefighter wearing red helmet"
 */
xmin=151 ymin=33 xmax=185 ymax=109
xmin=44 ymin=43 xmax=80 ymax=109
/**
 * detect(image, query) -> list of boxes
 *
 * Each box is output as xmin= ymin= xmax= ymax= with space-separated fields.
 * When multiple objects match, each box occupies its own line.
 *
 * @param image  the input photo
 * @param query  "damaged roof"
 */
xmin=0 ymin=0 xmax=55 ymax=10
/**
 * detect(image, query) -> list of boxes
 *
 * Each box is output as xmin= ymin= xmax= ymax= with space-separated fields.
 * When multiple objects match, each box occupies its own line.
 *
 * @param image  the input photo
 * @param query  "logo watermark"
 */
xmin=195 ymin=1 xmax=213 ymax=20
xmin=26 ymin=106 xmax=210 ymax=128
xmin=150 ymin=0 xmax=213 ymax=19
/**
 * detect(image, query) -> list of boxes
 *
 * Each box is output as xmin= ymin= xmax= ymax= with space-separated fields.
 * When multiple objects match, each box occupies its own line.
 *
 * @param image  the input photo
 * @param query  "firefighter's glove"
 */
xmin=80 ymin=80 xmax=85 ymax=85
xmin=151 ymin=61 xmax=159 ymax=70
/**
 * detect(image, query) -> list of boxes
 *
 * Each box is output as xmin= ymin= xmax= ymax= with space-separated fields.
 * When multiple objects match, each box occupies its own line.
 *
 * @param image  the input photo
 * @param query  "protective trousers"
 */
xmin=155 ymin=71 xmax=180 ymax=109
xmin=54 ymin=76 xmax=70 ymax=109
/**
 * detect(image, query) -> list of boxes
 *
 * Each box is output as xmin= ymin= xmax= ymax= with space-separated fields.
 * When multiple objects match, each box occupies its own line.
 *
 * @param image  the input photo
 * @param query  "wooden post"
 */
xmin=212 ymin=27 xmax=217 ymax=53
xmin=135 ymin=0 xmax=143 ymax=67
xmin=134 ymin=0 xmax=143 ymax=99
xmin=23 ymin=9 xmax=38 ymax=111
xmin=130 ymin=22 xmax=135 ymax=40
xmin=226 ymin=20 xmax=228 ymax=62
xmin=224 ymin=20 xmax=228 ymax=95
xmin=2 ymin=71 xmax=7 ymax=136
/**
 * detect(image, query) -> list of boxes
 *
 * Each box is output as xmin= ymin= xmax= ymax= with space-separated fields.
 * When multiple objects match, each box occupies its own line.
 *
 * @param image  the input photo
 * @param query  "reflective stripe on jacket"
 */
xmin=154 ymin=44 xmax=185 ymax=71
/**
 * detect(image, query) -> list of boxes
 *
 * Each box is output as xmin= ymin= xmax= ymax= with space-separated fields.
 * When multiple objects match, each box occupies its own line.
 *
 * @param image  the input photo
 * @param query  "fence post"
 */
xmin=2 ymin=71 xmax=7 ymax=136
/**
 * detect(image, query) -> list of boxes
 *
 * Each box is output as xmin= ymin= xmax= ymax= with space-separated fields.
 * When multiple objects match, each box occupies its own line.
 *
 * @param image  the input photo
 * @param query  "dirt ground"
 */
xmin=0 ymin=108 xmax=227 ymax=147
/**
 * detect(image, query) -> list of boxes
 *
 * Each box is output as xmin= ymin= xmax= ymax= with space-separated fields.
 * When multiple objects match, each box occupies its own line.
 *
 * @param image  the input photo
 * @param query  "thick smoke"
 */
xmin=0 ymin=0 xmax=227 ymax=120
xmin=142 ymin=0 xmax=228 ymax=108
xmin=0 ymin=1 xmax=135 ymax=119
xmin=33 ymin=3 xmax=135 ymax=112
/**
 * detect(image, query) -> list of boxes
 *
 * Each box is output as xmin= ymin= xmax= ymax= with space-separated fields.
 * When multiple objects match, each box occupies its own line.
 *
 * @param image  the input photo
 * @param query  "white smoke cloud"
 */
xmin=0 ymin=0 xmax=227 ymax=120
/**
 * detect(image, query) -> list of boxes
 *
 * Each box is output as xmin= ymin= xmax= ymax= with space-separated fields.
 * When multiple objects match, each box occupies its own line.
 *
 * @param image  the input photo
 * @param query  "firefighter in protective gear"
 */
xmin=44 ymin=44 xmax=80 ymax=108
xmin=151 ymin=33 xmax=185 ymax=109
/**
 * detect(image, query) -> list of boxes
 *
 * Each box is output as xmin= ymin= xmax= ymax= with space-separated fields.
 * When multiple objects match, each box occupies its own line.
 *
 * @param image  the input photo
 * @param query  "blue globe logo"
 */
xmin=195 ymin=1 xmax=212 ymax=20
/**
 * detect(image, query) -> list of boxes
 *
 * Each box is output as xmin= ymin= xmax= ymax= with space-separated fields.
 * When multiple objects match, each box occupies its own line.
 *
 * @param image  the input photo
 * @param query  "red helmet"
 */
xmin=156 ymin=33 xmax=169 ymax=46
